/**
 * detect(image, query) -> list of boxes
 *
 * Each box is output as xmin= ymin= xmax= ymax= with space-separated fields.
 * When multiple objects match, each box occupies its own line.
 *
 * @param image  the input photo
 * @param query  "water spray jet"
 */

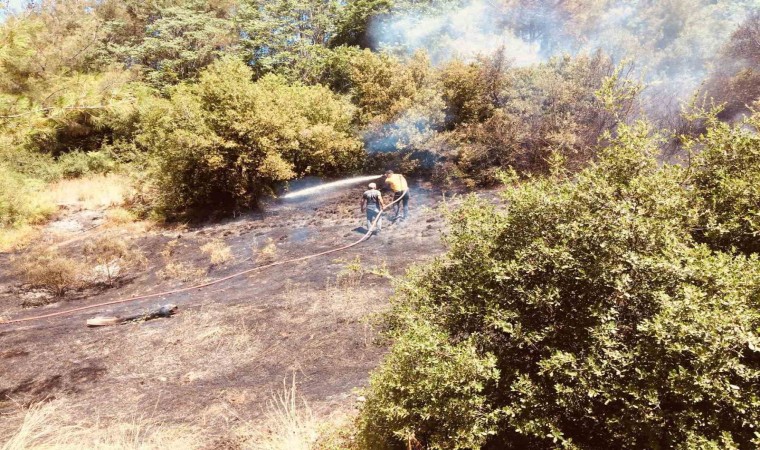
xmin=282 ymin=175 xmax=382 ymax=199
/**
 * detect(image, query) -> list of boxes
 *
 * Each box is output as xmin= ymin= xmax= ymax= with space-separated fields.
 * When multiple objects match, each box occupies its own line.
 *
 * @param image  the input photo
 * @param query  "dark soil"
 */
xmin=0 ymin=180 xmax=457 ymax=441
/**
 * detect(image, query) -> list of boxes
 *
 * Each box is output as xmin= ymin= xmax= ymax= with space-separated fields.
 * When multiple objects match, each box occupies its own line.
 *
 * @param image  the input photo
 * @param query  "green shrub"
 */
xmin=57 ymin=150 xmax=116 ymax=179
xmin=137 ymin=57 xmax=363 ymax=218
xmin=361 ymin=123 xmax=760 ymax=449
xmin=0 ymin=144 xmax=62 ymax=182
xmin=688 ymin=110 xmax=760 ymax=254
xmin=358 ymin=321 xmax=499 ymax=450
xmin=0 ymin=165 xmax=56 ymax=227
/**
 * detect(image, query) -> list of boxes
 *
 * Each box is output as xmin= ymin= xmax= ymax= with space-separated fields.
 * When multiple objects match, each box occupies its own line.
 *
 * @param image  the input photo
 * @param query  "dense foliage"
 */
xmin=359 ymin=119 xmax=760 ymax=449
xmin=2 ymin=1 xmax=760 ymax=448
xmin=135 ymin=57 xmax=362 ymax=216
xmin=688 ymin=111 xmax=760 ymax=254
xmin=1 ymin=0 xmax=756 ymax=223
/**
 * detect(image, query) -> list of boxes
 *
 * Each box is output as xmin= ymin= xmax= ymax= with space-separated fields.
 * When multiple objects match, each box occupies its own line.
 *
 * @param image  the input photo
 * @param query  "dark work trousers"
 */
xmin=393 ymin=191 xmax=409 ymax=220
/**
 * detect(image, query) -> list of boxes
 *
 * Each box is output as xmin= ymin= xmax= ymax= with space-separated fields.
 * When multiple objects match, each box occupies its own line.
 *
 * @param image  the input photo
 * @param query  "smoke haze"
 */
xmin=371 ymin=0 xmax=757 ymax=103
xmin=374 ymin=0 xmax=542 ymax=66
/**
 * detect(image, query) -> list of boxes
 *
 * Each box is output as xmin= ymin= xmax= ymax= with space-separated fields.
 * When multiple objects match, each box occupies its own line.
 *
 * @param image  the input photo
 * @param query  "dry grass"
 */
xmin=103 ymin=207 xmax=137 ymax=227
xmin=201 ymin=239 xmax=233 ymax=266
xmin=1 ymin=401 xmax=206 ymax=450
xmin=43 ymin=174 xmax=133 ymax=210
xmin=0 ymin=176 xmax=144 ymax=253
xmin=0 ymin=225 xmax=41 ymax=253
xmin=236 ymin=376 xmax=358 ymax=450
xmin=107 ymin=304 xmax=261 ymax=383
xmin=2 ymin=390 xmax=354 ymax=450
xmin=241 ymin=374 xmax=318 ymax=450
xmin=335 ymin=256 xmax=365 ymax=289
xmin=334 ymin=257 xmax=392 ymax=289
xmin=256 ymin=238 xmax=277 ymax=263
xmin=83 ymin=233 xmax=147 ymax=285
xmin=159 ymin=261 xmax=206 ymax=282
xmin=158 ymin=239 xmax=206 ymax=282
xmin=13 ymin=248 xmax=87 ymax=297
xmin=159 ymin=239 xmax=180 ymax=259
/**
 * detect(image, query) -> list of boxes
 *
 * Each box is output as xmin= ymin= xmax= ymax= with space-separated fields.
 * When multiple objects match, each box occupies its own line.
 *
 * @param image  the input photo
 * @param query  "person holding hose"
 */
xmin=361 ymin=182 xmax=385 ymax=235
xmin=384 ymin=170 xmax=409 ymax=221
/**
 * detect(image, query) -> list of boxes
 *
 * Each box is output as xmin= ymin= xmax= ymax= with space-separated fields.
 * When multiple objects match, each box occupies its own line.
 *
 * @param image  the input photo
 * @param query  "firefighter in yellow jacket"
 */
xmin=384 ymin=170 xmax=409 ymax=221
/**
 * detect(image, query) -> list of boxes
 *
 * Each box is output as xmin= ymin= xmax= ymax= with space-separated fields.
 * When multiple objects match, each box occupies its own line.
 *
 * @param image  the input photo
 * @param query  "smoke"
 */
xmin=371 ymin=0 xmax=541 ymax=66
xmin=371 ymin=0 xmax=754 ymax=105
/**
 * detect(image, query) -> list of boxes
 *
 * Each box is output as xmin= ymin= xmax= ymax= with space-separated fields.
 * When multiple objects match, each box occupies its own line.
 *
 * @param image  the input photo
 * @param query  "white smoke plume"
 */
xmin=371 ymin=0 xmax=756 ymax=104
xmin=372 ymin=0 xmax=542 ymax=66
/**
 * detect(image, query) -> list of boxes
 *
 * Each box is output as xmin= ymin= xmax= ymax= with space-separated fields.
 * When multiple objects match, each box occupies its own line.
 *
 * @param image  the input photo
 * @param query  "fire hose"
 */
xmin=0 ymin=189 xmax=408 ymax=327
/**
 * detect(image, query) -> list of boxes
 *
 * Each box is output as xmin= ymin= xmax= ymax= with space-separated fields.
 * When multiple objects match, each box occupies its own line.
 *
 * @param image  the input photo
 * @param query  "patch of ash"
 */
xmin=48 ymin=218 xmax=84 ymax=233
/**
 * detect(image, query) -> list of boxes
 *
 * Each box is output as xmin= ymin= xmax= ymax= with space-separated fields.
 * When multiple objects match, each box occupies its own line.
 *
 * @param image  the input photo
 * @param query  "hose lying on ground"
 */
xmin=0 ymin=190 xmax=408 ymax=327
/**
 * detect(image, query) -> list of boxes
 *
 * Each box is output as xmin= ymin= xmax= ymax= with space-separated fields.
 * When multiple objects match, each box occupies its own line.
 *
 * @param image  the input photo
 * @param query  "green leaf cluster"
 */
xmin=361 ymin=120 xmax=760 ymax=449
xmin=135 ymin=57 xmax=363 ymax=217
xmin=689 ymin=112 xmax=760 ymax=255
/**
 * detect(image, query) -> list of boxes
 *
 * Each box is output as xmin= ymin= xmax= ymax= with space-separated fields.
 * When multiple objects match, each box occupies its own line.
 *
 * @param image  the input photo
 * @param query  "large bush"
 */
xmin=137 ymin=57 xmax=363 ymax=217
xmin=360 ymin=123 xmax=760 ymax=449
xmin=434 ymin=52 xmax=641 ymax=186
xmin=688 ymin=110 xmax=760 ymax=255
xmin=349 ymin=50 xmax=445 ymax=152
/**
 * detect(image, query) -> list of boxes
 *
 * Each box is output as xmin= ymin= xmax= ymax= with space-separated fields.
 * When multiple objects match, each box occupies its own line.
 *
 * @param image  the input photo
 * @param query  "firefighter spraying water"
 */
xmin=282 ymin=172 xmax=409 ymax=234
xmin=383 ymin=170 xmax=409 ymax=222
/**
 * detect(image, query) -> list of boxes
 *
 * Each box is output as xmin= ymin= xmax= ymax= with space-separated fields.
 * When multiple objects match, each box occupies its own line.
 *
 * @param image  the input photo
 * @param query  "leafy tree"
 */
xmin=331 ymin=0 xmax=392 ymax=48
xmin=688 ymin=110 xmax=760 ymax=255
xmin=331 ymin=0 xmax=461 ymax=49
xmin=439 ymin=52 xmax=639 ymax=185
xmin=360 ymin=123 xmax=760 ymax=448
xmin=127 ymin=6 xmax=237 ymax=88
xmin=0 ymin=0 xmax=106 ymax=94
xmin=438 ymin=51 xmax=509 ymax=129
xmin=0 ymin=1 xmax=140 ymax=160
xmin=237 ymin=0 xmax=340 ymax=78
xmin=349 ymin=50 xmax=444 ymax=152
xmin=0 ymin=68 xmax=139 ymax=161
xmin=704 ymin=11 xmax=760 ymax=120
xmin=137 ymin=57 xmax=362 ymax=217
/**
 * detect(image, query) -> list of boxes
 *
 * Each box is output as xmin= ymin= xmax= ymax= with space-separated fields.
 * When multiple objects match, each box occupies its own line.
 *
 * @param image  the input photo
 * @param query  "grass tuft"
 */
xmin=2 ymin=401 xmax=205 ymax=450
xmin=201 ymin=239 xmax=233 ymax=266
xmin=43 ymin=174 xmax=133 ymax=210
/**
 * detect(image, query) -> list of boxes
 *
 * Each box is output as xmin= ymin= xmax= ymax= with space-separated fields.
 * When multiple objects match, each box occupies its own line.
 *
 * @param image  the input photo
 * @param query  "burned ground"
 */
xmin=0 ymin=180 xmax=458 ymax=446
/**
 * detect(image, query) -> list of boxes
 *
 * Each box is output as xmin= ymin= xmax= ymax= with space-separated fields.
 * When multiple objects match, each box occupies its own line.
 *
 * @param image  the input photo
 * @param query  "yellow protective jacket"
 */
xmin=385 ymin=174 xmax=408 ymax=192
